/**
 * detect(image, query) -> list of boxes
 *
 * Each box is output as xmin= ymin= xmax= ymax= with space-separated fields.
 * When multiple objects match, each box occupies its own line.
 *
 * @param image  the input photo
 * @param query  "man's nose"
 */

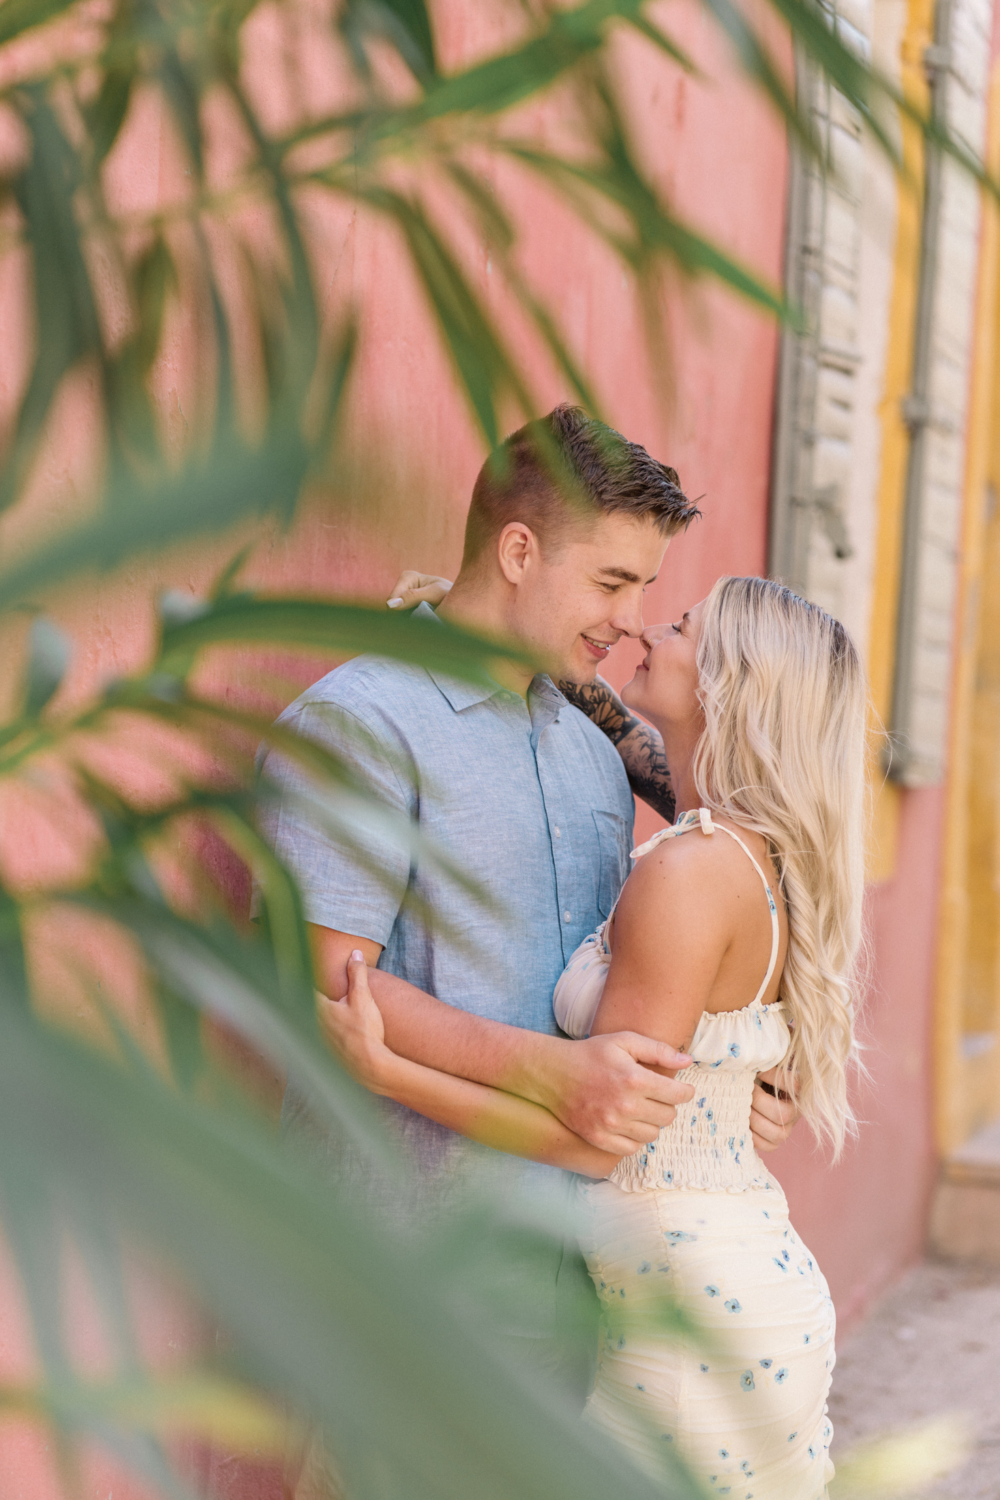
xmin=610 ymin=590 xmax=646 ymax=638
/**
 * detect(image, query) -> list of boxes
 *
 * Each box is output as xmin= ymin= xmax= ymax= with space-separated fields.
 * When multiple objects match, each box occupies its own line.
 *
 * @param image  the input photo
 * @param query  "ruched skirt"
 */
xmin=578 ymin=1179 xmax=835 ymax=1500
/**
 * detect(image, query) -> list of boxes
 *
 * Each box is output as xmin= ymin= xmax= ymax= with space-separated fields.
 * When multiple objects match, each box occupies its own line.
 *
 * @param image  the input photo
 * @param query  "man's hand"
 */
xmin=528 ymin=1031 xmax=695 ymax=1155
xmin=750 ymin=1068 xmax=800 ymax=1153
xmin=310 ymin=930 xmax=697 ymax=1156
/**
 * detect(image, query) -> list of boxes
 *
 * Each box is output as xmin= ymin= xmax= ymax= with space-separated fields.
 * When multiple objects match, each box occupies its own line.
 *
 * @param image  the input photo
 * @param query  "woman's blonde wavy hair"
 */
xmin=692 ymin=576 xmax=869 ymax=1157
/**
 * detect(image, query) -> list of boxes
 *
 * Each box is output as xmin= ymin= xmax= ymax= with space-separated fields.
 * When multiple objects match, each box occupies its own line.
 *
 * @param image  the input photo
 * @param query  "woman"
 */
xmin=327 ymin=576 xmax=868 ymax=1499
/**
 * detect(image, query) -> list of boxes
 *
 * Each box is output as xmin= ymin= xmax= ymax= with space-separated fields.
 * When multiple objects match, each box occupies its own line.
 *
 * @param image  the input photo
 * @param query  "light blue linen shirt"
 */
xmin=257 ymin=607 xmax=633 ymax=1339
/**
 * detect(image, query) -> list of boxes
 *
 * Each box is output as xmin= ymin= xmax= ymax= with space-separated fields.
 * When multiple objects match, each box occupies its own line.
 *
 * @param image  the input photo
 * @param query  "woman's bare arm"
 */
xmin=322 ymin=954 xmax=622 ymax=1179
xmin=557 ymin=677 xmax=675 ymax=823
xmin=309 ymin=924 xmax=696 ymax=1155
xmin=371 ymin=1055 xmax=621 ymax=1177
xmin=591 ymin=837 xmax=727 ymax=1050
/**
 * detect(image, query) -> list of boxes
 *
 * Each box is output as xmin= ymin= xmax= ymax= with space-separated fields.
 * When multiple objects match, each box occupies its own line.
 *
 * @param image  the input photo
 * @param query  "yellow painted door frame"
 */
xmin=865 ymin=0 xmax=933 ymax=884
xmin=933 ymin=52 xmax=1000 ymax=1156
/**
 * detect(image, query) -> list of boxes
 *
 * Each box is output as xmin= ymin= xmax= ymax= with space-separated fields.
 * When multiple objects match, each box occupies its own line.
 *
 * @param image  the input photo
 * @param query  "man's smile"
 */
xmin=581 ymin=633 xmax=617 ymax=660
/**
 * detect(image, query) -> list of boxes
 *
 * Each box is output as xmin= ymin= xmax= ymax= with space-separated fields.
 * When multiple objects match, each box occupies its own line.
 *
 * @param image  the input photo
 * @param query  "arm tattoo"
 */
xmin=558 ymin=677 xmax=676 ymax=823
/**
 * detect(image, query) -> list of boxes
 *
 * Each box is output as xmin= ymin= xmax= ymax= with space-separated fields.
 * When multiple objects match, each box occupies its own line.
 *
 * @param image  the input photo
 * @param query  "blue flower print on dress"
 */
xmin=803 ymin=1332 xmax=811 ymax=1343
xmin=719 ymin=1449 xmax=729 ymax=1459
xmin=705 ymin=1285 xmax=721 ymax=1298
xmin=741 ymin=1462 xmax=754 ymax=1476
xmin=759 ymin=1358 xmax=773 ymax=1369
xmin=700 ymin=1364 xmax=710 ymax=1373
xmin=665 ymin=1231 xmax=698 ymax=1244
xmin=788 ymin=1433 xmax=798 ymax=1443
xmin=724 ymin=1298 xmax=742 ymax=1313
xmin=663 ymin=1170 xmax=674 ymax=1184
xmin=740 ymin=1371 xmax=755 ymax=1391
xmin=698 ymin=1097 xmax=707 ymax=1108
xmin=729 ymin=1043 xmax=741 ymax=1058
xmin=808 ymin=1446 xmax=816 ymax=1461
xmin=773 ymin=1258 xmax=788 ymax=1273
xmin=774 ymin=1368 xmax=789 ymax=1384
xmin=637 ymin=1262 xmax=651 ymax=1274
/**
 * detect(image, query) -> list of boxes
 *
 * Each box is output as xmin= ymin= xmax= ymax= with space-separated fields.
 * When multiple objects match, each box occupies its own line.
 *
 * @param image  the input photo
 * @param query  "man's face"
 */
xmin=510 ymin=513 xmax=669 ymax=682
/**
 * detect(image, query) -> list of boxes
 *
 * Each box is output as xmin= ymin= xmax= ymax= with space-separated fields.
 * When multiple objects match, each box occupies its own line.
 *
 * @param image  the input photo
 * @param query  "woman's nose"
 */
xmin=643 ymin=623 xmax=669 ymax=647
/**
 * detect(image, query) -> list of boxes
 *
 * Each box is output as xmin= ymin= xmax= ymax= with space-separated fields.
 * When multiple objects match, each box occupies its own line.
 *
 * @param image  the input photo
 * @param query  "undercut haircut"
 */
xmin=461 ymin=405 xmax=700 ymax=568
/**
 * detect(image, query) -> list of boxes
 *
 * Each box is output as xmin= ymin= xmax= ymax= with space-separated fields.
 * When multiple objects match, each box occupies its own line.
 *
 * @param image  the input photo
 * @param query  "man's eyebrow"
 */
xmin=596 ymin=566 xmax=660 ymax=585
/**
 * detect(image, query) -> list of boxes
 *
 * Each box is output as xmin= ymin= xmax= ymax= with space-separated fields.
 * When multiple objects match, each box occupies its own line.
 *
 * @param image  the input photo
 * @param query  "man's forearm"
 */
xmin=368 ymin=967 xmax=560 ymax=1102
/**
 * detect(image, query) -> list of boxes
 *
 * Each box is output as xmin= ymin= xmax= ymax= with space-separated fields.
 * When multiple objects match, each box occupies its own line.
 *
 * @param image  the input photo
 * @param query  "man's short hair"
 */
xmin=461 ymin=404 xmax=699 ymax=567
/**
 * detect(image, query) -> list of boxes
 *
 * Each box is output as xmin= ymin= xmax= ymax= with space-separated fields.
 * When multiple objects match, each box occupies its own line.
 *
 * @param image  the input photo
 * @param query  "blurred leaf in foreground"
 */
xmin=832 ymin=1416 xmax=972 ymax=1497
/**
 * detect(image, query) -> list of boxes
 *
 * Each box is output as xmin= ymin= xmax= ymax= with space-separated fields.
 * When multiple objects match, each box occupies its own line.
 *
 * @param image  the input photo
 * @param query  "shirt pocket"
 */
xmin=592 ymin=808 xmax=629 ymax=918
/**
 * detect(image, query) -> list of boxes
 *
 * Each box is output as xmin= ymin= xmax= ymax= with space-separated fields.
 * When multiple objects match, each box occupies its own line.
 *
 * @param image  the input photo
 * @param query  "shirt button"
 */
xmin=554 ymin=826 xmax=562 ymax=838
xmin=563 ymin=910 xmax=572 ymax=923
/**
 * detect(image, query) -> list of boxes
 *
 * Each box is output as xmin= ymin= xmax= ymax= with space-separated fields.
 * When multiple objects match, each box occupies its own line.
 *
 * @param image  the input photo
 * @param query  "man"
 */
xmin=260 ymin=407 xmax=796 ymax=1436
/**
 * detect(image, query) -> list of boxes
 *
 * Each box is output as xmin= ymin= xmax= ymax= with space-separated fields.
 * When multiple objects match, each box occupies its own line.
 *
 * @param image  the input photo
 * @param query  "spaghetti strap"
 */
xmin=628 ymin=806 xmax=781 ymax=1008
xmin=710 ymin=821 xmax=781 ymax=1007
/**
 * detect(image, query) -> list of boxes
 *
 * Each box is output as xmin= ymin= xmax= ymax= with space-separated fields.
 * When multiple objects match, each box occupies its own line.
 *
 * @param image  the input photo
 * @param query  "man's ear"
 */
xmin=496 ymin=521 xmax=538 ymax=585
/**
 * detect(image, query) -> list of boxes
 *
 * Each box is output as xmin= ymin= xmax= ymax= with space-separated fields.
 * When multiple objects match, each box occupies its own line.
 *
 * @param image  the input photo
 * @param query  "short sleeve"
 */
xmin=256 ymin=700 xmax=414 ymax=946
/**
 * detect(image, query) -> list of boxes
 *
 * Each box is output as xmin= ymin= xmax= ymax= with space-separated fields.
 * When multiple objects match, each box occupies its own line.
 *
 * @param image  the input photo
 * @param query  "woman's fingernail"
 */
xmin=351 ymin=949 xmax=364 ymax=961
xmin=387 ymin=597 xmax=404 ymax=609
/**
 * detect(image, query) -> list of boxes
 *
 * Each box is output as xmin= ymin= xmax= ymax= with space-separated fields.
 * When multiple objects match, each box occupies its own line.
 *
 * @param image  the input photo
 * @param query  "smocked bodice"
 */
xmin=553 ymin=806 xmax=791 ymax=1192
xmin=606 ymin=1000 xmax=790 ymax=1191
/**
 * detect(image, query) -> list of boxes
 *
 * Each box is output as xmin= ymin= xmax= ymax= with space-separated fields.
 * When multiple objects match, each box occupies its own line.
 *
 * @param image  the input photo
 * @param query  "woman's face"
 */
xmin=621 ymin=597 xmax=706 ymax=729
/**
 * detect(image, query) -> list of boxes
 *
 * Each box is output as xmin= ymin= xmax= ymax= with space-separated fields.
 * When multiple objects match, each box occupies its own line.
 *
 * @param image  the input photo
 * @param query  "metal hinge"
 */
xmin=923 ymin=43 xmax=952 ymax=76
xmin=901 ymin=394 xmax=931 ymax=430
xmin=812 ymin=483 xmax=854 ymax=559
xmin=791 ymin=484 xmax=855 ymax=559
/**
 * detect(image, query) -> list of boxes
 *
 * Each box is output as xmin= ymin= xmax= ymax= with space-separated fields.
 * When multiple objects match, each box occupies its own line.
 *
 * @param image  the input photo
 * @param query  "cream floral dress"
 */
xmin=554 ymin=809 xmax=835 ymax=1500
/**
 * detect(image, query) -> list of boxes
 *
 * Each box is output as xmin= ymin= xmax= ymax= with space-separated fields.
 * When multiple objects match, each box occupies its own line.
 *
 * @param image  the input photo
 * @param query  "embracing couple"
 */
xmin=263 ymin=406 xmax=867 ymax=1500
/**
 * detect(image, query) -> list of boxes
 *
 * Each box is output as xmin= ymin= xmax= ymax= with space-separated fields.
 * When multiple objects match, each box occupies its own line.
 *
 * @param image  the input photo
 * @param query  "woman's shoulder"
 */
xmin=622 ymin=815 xmax=770 ymax=920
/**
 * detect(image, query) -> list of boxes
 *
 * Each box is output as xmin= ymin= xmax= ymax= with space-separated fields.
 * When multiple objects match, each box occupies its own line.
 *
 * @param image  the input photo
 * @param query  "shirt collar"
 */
xmin=416 ymin=602 xmax=507 ymax=712
xmin=415 ymin=604 xmax=564 ymax=718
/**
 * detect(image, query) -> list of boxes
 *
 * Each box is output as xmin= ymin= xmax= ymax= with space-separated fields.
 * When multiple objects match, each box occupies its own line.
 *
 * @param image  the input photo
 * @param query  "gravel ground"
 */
xmin=829 ymin=1260 xmax=1000 ymax=1497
